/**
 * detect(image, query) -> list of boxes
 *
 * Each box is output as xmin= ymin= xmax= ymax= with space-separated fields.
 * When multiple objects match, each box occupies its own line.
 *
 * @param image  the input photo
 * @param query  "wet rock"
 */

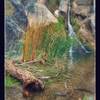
xmin=59 ymin=0 xmax=68 ymax=13
xmin=5 ymin=16 xmax=24 ymax=51
xmin=74 ymin=12 xmax=95 ymax=50
xmin=72 ymin=5 xmax=91 ymax=17
xmin=54 ymin=0 xmax=68 ymax=17
xmin=78 ymin=25 xmax=95 ymax=50
xmin=10 ymin=0 xmax=28 ymax=29
xmin=89 ymin=14 xmax=95 ymax=36
xmin=76 ymin=0 xmax=93 ymax=5
xmin=21 ymin=0 xmax=36 ymax=13
xmin=5 ymin=0 xmax=28 ymax=51
xmin=72 ymin=0 xmax=94 ymax=17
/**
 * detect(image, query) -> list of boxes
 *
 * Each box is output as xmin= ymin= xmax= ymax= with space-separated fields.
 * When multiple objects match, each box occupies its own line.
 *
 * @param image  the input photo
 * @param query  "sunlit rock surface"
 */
xmin=27 ymin=2 xmax=58 ymax=26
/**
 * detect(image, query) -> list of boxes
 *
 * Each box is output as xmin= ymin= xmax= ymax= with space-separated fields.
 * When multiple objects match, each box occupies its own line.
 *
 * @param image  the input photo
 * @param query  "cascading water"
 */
xmin=91 ymin=0 xmax=95 ymax=36
xmin=67 ymin=0 xmax=89 ymax=53
xmin=93 ymin=0 xmax=95 ymax=13
xmin=67 ymin=0 xmax=75 ymax=37
xmin=67 ymin=0 xmax=90 ymax=67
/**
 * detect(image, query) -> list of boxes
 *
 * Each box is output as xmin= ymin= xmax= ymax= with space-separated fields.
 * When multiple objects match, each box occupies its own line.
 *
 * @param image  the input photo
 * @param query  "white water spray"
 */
xmin=93 ymin=0 xmax=95 ymax=13
xmin=66 ymin=0 xmax=90 ymax=67
xmin=67 ymin=0 xmax=89 ymax=53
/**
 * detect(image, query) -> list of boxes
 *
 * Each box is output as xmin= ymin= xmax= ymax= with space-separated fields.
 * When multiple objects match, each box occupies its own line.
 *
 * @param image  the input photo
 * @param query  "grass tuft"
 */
xmin=5 ymin=74 xmax=20 ymax=87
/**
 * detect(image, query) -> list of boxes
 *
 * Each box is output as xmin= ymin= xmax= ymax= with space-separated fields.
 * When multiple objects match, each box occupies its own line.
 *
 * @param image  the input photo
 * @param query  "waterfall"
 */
xmin=67 ymin=0 xmax=89 ymax=53
xmin=66 ymin=0 xmax=90 ymax=67
xmin=67 ymin=0 xmax=75 ymax=37
xmin=92 ymin=0 xmax=95 ymax=35
xmin=93 ymin=0 xmax=95 ymax=14
xmin=69 ymin=45 xmax=73 ymax=65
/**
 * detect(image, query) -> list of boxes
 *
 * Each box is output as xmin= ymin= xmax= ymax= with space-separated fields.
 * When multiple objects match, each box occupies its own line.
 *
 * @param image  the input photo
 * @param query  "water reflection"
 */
xmin=66 ymin=46 xmax=94 ymax=70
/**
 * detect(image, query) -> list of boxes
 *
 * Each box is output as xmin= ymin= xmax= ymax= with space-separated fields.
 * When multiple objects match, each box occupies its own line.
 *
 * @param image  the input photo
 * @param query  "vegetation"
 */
xmin=47 ymin=0 xmax=60 ymax=12
xmin=39 ymin=19 xmax=67 ymax=61
xmin=6 ymin=16 xmax=90 ymax=62
xmin=71 ymin=16 xmax=80 ymax=33
xmin=5 ymin=0 xmax=95 ymax=99
xmin=5 ymin=73 xmax=20 ymax=87
xmin=22 ymin=17 xmax=67 ymax=62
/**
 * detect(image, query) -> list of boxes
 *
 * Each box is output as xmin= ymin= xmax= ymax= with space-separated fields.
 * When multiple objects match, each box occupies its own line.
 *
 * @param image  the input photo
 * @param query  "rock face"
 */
xmin=76 ymin=0 xmax=93 ymax=5
xmin=5 ymin=16 xmax=25 ymax=52
xmin=73 ymin=0 xmax=94 ymax=16
xmin=54 ymin=0 xmax=68 ymax=16
xmin=5 ymin=0 xmax=95 ymax=51
xmin=72 ymin=0 xmax=95 ymax=45
xmin=5 ymin=0 xmax=28 ymax=51
xmin=27 ymin=2 xmax=58 ymax=27
xmin=5 ymin=0 xmax=58 ymax=51
xmin=59 ymin=0 xmax=68 ymax=13
xmin=72 ymin=0 xmax=94 ymax=17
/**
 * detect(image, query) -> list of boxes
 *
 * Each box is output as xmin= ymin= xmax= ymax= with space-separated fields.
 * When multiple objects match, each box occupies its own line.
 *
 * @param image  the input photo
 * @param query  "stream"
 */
xmin=6 ymin=0 xmax=95 ymax=100
xmin=6 ymin=52 xmax=95 ymax=100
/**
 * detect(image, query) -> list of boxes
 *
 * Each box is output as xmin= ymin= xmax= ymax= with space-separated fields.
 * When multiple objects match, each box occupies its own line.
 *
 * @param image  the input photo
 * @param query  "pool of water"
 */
xmin=6 ymin=52 xmax=95 ymax=100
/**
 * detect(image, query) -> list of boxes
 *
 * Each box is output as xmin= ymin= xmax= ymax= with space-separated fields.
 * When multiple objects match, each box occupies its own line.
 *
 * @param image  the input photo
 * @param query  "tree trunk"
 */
xmin=5 ymin=60 xmax=44 ymax=97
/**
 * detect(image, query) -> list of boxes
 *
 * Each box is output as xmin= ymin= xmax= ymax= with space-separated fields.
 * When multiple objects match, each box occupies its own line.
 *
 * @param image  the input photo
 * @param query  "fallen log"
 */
xmin=5 ymin=60 xmax=44 ymax=97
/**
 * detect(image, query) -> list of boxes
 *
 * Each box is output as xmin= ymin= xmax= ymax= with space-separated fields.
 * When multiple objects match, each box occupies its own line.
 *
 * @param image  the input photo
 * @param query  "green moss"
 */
xmin=5 ymin=74 xmax=20 ymax=87
xmin=83 ymin=95 xmax=88 ymax=100
xmin=45 ymin=79 xmax=54 ymax=85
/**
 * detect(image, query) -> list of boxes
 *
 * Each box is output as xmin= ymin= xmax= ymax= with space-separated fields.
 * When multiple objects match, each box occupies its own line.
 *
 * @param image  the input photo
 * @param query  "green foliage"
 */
xmin=71 ymin=16 xmax=80 ymax=33
xmin=83 ymin=95 xmax=88 ymax=100
xmin=39 ymin=18 xmax=68 ymax=61
xmin=66 ymin=36 xmax=78 ymax=47
xmin=38 ymin=17 xmax=80 ymax=61
xmin=55 ymin=17 xmax=65 ymax=32
xmin=45 ymin=79 xmax=54 ymax=85
xmin=5 ymin=74 xmax=20 ymax=87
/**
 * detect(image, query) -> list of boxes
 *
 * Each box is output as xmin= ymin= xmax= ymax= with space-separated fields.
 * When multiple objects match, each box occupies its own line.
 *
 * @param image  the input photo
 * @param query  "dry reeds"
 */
xmin=22 ymin=23 xmax=46 ymax=62
xmin=22 ymin=18 xmax=67 ymax=62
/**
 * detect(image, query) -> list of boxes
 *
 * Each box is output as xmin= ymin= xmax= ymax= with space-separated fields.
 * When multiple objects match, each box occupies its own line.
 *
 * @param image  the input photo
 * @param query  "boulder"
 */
xmin=76 ymin=0 xmax=93 ymax=5
xmin=6 ymin=0 xmax=58 ymax=51
xmin=27 ymin=3 xmax=58 ymax=27
xmin=5 ymin=16 xmax=24 ymax=51
xmin=78 ymin=21 xmax=95 ymax=49
xmin=59 ymin=0 xmax=68 ymax=13
xmin=72 ymin=0 xmax=94 ymax=17
xmin=72 ymin=5 xmax=91 ymax=17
